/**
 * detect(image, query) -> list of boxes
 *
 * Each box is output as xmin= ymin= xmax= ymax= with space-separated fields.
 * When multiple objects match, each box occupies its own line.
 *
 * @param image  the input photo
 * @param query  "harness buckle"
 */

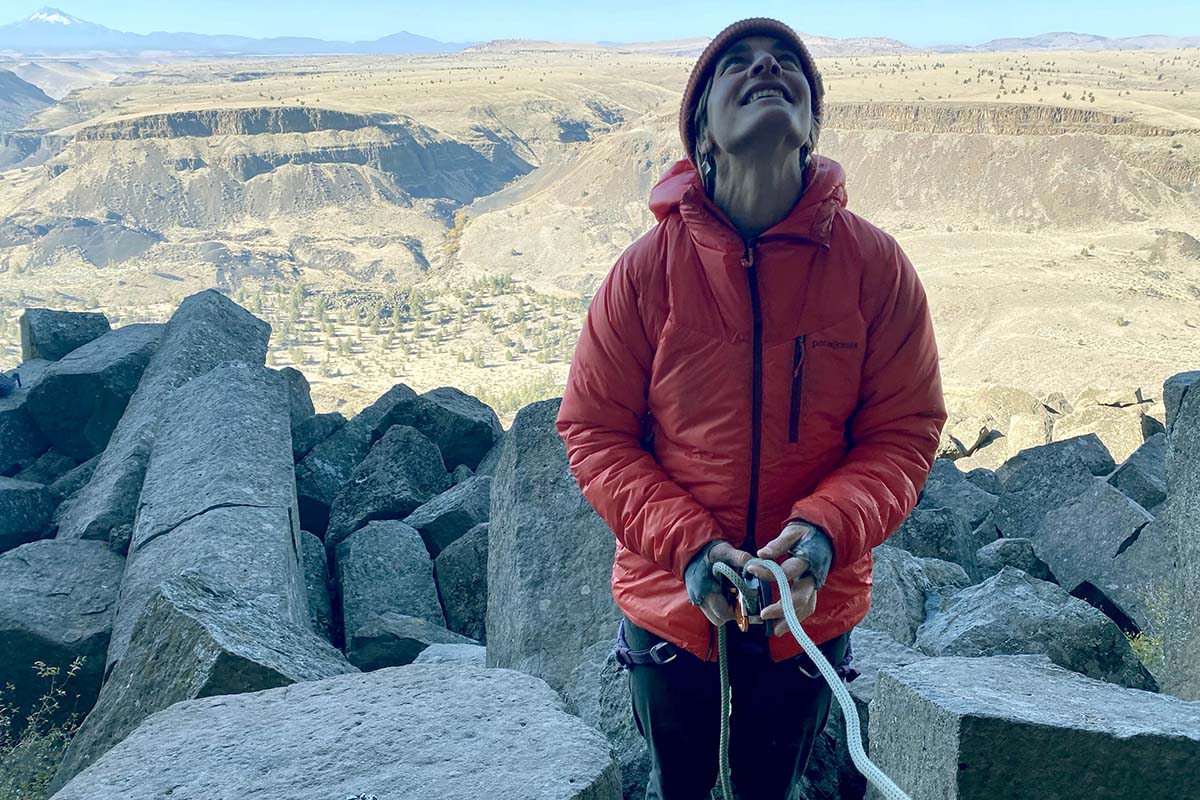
xmin=649 ymin=641 xmax=677 ymax=664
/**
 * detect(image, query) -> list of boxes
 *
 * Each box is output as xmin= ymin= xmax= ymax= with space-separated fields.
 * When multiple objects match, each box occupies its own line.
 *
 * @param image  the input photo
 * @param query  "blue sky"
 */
xmin=3 ymin=1 xmax=1196 ymax=46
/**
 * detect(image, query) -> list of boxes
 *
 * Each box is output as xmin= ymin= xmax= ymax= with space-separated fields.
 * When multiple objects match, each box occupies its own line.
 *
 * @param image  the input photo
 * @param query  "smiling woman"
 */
xmin=557 ymin=14 xmax=947 ymax=800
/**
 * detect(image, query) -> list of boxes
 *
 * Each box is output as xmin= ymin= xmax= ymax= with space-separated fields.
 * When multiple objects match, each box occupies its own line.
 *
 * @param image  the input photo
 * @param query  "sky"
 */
xmin=1 ymin=1 xmax=1196 ymax=47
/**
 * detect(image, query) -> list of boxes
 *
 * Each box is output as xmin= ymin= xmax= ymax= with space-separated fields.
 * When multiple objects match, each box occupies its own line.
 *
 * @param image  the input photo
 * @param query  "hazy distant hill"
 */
xmin=0 ymin=68 xmax=53 ymax=132
xmin=930 ymin=31 xmax=1200 ymax=53
xmin=0 ymin=6 xmax=475 ymax=56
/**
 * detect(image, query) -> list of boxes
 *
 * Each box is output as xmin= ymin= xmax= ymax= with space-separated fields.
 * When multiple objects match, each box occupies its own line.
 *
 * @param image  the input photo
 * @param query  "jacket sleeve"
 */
xmin=556 ymin=252 xmax=726 ymax=583
xmin=785 ymin=237 xmax=948 ymax=569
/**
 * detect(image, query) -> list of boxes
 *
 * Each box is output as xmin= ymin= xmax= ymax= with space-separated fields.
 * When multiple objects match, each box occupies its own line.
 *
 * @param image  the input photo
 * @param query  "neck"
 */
xmin=712 ymin=149 xmax=809 ymax=241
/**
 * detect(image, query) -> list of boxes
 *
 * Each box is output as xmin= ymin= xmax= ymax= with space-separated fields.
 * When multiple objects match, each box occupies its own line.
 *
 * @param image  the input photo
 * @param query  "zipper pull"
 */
xmin=793 ymin=335 xmax=805 ymax=378
xmin=741 ymin=243 xmax=755 ymax=269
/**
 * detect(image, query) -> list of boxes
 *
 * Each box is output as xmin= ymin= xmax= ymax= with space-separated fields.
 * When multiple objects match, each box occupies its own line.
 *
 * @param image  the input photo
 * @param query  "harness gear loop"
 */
xmin=709 ymin=559 xmax=912 ymax=800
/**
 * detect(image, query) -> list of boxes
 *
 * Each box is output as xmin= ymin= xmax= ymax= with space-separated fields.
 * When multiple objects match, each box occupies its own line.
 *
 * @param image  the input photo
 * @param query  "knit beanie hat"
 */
xmin=679 ymin=17 xmax=825 ymax=168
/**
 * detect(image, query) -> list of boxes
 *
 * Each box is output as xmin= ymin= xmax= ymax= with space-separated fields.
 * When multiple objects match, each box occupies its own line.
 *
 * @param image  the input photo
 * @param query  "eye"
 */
xmin=778 ymin=53 xmax=800 ymax=68
xmin=720 ymin=56 xmax=745 ymax=72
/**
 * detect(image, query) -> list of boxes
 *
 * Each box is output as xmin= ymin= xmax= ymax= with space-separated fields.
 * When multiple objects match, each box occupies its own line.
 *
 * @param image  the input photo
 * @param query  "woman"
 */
xmin=556 ymin=17 xmax=946 ymax=799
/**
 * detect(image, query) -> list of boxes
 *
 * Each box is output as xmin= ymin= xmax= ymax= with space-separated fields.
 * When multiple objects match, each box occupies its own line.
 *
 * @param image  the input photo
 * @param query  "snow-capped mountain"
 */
xmin=26 ymin=8 xmax=84 ymax=25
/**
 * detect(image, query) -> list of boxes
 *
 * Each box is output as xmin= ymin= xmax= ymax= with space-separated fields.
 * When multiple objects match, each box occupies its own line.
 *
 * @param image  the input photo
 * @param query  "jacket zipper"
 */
xmin=788 ymin=335 xmax=806 ymax=443
xmin=743 ymin=243 xmax=763 ymax=557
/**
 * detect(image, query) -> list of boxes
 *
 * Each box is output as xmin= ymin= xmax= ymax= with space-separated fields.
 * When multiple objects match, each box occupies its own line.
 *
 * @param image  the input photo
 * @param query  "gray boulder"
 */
xmin=564 ymin=637 xmax=649 ymax=800
xmin=0 ymin=539 xmax=123 ymax=741
xmin=975 ymin=537 xmax=1053 ymax=581
xmin=412 ymin=643 xmax=486 ymax=666
xmin=325 ymin=425 xmax=450 ymax=551
xmin=107 ymin=362 xmax=307 ymax=673
xmin=291 ymin=410 xmax=344 ymax=463
xmin=370 ymin=386 xmax=502 ymax=471
xmin=344 ymin=612 xmax=478 ymax=672
xmin=20 ymin=308 xmax=109 ymax=362
xmin=434 ymin=522 xmax=489 ymax=643
xmin=0 ymin=358 xmax=51 ymax=475
xmin=48 ymin=664 xmax=621 ymax=800
xmin=487 ymin=399 xmax=620 ymax=695
xmin=15 ymin=448 xmax=77 ymax=486
xmin=336 ymin=520 xmax=461 ymax=670
xmin=868 ymin=655 xmax=1200 ymax=800
xmin=276 ymin=365 xmax=314 ymax=428
xmin=1162 ymin=371 xmax=1200 ymax=698
xmin=55 ymin=289 xmax=270 ymax=542
xmin=49 ymin=455 xmax=99 ymax=503
xmin=0 ymin=476 xmax=56 ymax=552
xmin=975 ymin=434 xmax=1108 ymax=541
xmin=915 ymin=567 xmax=1156 ymax=690
xmin=475 ymin=433 xmax=505 ymax=477
xmin=1105 ymin=431 xmax=1167 ymax=510
xmin=294 ymin=383 xmax=416 ymax=535
xmin=919 ymin=458 xmax=998 ymax=528
xmin=1035 ymin=478 xmax=1164 ymax=633
xmin=963 ymin=466 xmax=1000 ymax=494
xmin=300 ymin=530 xmax=332 ymax=642
xmin=886 ymin=506 xmax=981 ymax=579
xmin=25 ymin=323 xmax=161 ymax=461
xmin=1163 ymin=370 xmax=1200 ymax=435
xmin=451 ymin=463 xmax=474 ymax=484
xmin=861 ymin=545 xmax=971 ymax=647
xmin=48 ymin=570 xmax=355 ymax=794
xmin=404 ymin=475 xmax=491 ymax=557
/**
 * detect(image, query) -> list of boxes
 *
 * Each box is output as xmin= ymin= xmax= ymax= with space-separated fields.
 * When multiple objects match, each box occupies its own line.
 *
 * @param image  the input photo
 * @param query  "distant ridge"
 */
xmin=0 ymin=8 xmax=1196 ymax=57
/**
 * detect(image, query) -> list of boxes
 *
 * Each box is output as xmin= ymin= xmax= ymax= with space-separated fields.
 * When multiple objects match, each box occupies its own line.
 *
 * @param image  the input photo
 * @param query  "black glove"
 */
xmin=684 ymin=540 xmax=725 ymax=607
xmin=786 ymin=524 xmax=834 ymax=590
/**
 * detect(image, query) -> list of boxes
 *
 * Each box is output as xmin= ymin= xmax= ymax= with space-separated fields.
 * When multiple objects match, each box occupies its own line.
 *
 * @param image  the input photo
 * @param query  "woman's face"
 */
xmin=702 ymin=35 xmax=813 ymax=161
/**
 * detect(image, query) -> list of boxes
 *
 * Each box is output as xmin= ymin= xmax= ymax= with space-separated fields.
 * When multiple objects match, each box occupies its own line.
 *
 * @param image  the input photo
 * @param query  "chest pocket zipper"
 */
xmin=788 ymin=335 xmax=806 ymax=443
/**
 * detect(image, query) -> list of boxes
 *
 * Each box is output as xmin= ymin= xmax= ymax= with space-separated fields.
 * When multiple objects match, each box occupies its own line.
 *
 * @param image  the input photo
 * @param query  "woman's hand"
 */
xmin=685 ymin=540 xmax=753 ymax=627
xmin=746 ymin=520 xmax=827 ymax=636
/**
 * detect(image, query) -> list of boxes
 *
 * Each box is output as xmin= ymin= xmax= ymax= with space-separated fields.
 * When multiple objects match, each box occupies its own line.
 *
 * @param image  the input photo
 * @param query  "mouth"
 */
xmin=741 ymin=85 xmax=792 ymax=105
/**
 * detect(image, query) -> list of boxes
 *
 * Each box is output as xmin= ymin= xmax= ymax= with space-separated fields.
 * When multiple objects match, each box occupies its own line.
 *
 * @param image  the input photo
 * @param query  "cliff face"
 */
xmin=826 ymin=102 xmax=1179 ymax=137
xmin=75 ymin=107 xmax=396 ymax=141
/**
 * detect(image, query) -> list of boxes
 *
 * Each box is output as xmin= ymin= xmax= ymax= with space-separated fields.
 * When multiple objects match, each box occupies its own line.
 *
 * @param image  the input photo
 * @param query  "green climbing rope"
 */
xmin=709 ymin=559 xmax=912 ymax=800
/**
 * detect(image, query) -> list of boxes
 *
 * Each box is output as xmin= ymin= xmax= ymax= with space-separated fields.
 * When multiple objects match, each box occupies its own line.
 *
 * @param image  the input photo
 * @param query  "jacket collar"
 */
xmin=649 ymin=154 xmax=847 ymax=253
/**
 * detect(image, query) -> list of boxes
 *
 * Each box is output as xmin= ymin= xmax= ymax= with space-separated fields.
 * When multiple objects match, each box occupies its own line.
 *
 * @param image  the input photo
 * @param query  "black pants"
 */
xmin=623 ymin=613 xmax=850 ymax=800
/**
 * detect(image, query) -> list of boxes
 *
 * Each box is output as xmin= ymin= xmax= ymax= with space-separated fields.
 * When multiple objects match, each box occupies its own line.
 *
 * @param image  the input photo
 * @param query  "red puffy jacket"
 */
xmin=556 ymin=153 xmax=947 ymax=663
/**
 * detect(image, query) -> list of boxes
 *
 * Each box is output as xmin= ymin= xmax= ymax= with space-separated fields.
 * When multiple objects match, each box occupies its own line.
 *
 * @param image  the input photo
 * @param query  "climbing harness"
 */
xmin=710 ymin=559 xmax=913 ymax=800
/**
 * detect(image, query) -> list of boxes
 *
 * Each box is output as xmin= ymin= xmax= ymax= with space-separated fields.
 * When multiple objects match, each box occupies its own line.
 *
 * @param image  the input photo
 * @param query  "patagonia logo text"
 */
xmin=809 ymin=339 xmax=858 ymax=350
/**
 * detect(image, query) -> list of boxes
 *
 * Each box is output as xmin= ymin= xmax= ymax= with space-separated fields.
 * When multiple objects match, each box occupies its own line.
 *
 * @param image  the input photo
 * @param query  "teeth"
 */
xmin=748 ymin=89 xmax=785 ymax=103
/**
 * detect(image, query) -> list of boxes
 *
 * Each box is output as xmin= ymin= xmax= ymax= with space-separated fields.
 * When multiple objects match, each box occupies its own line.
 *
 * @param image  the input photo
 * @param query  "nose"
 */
xmin=749 ymin=51 xmax=782 ymax=77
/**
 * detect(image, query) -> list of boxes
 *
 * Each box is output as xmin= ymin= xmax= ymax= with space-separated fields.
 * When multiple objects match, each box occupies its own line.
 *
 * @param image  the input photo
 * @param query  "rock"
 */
xmin=976 ymin=434 xmax=1109 ymax=541
xmin=886 ymin=507 xmax=980 ymax=579
xmin=48 ymin=664 xmax=621 ymax=800
xmin=276 ymin=365 xmax=314 ymax=429
xmin=0 ymin=358 xmax=51 ymax=476
xmin=19 ymin=308 xmax=110 ymax=362
xmin=48 ymin=570 xmax=355 ymax=794
xmin=300 ymin=530 xmax=332 ymax=642
xmin=15 ymin=448 xmax=78 ymax=486
xmin=403 ymin=475 xmax=491 ymax=558
xmin=55 ymin=290 xmax=270 ymax=542
xmin=106 ymin=361 xmax=306 ymax=674
xmin=486 ymin=399 xmax=619 ymax=695
xmin=336 ymin=520 xmax=457 ymax=669
xmin=564 ymin=637 xmax=649 ymax=800
xmin=370 ymin=386 xmax=502 ymax=471
xmin=1163 ymin=370 xmax=1200 ymax=435
xmin=1005 ymin=411 xmax=1054 ymax=452
xmin=451 ymin=463 xmax=474 ymax=484
xmin=860 ymin=545 xmax=971 ymax=647
xmin=291 ymin=410 xmax=344 ymax=463
xmin=49 ymin=455 xmax=99 ymax=502
xmin=1106 ymin=457 xmax=1167 ymax=510
xmin=294 ymin=383 xmax=416 ymax=536
xmin=963 ymin=467 xmax=1000 ymax=494
xmin=1162 ymin=371 xmax=1200 ymax=699
xmin=325 ymin=425 xmax=450 ymax=551
xmin=1053 ymin=399 xmax=1161 ymax=464
xmin=412 ymin=643 xmax=486 ymax=666
xmin=25 ymin=323 xmax=161 ymax=461
xmin=975 ymin=537 xmax=1053 ymax=581
xmin=914 ymin=567 xmax=1156 ymax=690
xmin=868 ymin=655 xmax=1200 ymax=800
xmin=474 ymin=433 xmax=504 ymax=477
xmin=918 ymin=458 xmax=998 ymax=529
xmin=0 ymin=477 xmax=56 ymax=552
xmin=0 ymin=539 xmax=123 ymax=741
xmin=1118 ymin=431 xmax=1167 ymax=484
xmin=434 ymin=522 xmax=489 ymax=643
xmin=1036 ymin=478 xmax=1166 ymax=633
xmin=345 ymin=611 xmax=478 ymax=672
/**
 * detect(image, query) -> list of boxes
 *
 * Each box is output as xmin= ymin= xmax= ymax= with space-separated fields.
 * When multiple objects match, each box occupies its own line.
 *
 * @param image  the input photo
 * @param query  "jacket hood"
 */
xmin=649 ymin=153 xmax=848 ymax=247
